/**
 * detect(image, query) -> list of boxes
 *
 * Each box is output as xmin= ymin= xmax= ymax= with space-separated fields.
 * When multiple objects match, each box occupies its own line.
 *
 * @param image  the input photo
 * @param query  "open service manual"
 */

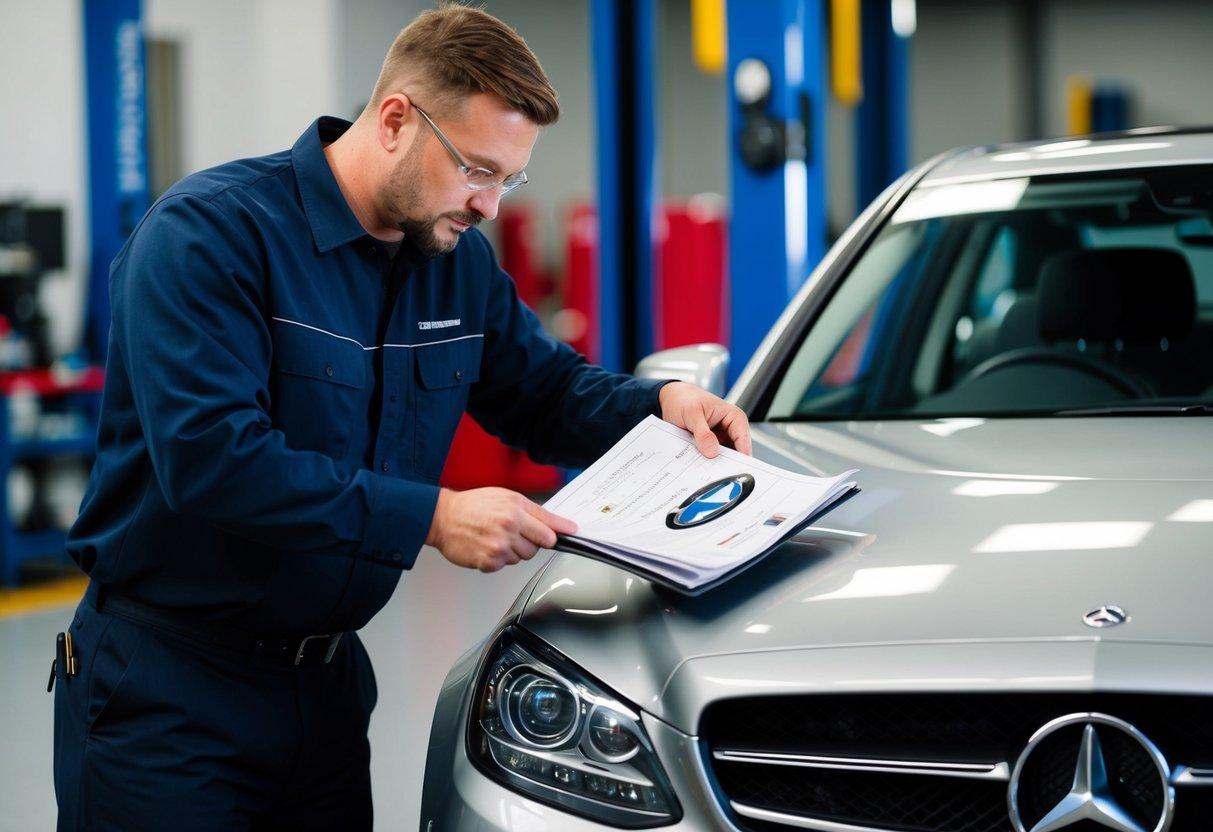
xmin=544 ymin=415 xmax=859 ymax=595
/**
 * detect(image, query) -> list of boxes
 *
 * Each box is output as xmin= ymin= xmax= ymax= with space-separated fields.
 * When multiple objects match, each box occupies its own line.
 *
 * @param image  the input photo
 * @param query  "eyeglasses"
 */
xmin=412 ymin=103 xmax=529 ymax=196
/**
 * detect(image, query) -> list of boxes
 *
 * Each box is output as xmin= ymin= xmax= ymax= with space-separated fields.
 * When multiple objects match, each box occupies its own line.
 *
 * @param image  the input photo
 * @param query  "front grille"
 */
xmin=714 ymin=764 xmax=1008 ymax=832
xmin=700 ymin=693 xmax=1213 ymax=832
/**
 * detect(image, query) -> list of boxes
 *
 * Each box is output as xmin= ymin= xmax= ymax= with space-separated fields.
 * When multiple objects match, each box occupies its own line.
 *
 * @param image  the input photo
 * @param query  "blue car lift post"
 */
xmin=725 ymin=0 xmax=829 ymax=384
xmin=0 ymin=0 xmax=147 ymax=585
xmin=590 ymin=0 xmax=660 ymax=374
xmin=83 ymin=0 xmax=149 ymax=364
xmin=725 ymin=0 xmax=909 ymax=383
xmin=856 ymin=0 xmax=909 ymax=209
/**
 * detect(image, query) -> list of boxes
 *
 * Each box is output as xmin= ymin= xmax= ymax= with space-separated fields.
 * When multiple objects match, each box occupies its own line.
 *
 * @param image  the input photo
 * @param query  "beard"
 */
xmin=382 ymin=137 xmax=482 ymax=259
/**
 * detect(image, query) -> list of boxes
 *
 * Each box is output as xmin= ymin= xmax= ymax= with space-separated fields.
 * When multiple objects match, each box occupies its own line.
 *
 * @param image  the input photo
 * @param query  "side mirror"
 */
xmin=634 ymin=344 xmax=730 ymax=398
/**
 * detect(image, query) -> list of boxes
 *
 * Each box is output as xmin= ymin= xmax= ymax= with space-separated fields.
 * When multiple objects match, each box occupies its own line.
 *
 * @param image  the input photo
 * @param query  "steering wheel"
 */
xmin=958 ymin=347 xmax=1152 ymax=399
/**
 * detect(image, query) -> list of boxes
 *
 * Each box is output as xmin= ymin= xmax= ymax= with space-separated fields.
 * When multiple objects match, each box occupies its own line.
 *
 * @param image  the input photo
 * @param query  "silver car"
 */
xmin=420 ymin=128 xmax=1213 ymax=832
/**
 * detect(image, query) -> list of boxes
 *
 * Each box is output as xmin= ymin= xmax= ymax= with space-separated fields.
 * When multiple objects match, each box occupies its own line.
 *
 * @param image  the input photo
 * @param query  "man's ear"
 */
xmin=377 ymin=93 xmax=413 ymax=151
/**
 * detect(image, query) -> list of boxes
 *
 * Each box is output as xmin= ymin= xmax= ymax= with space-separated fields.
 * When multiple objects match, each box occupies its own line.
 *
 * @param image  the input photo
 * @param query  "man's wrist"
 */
xmin=426 ymin=487 xmax=451 ymax=549
xmin=655 ymin=379 xmax=682 ymax=417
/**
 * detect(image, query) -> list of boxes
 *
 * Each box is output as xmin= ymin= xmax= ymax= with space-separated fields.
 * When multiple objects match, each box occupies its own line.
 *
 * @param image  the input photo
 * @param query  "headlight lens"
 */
xmin=469 ymin=628 xmax=682 ymax=827
xmin=588 ymin=705 xmax=641 ymax=762
xmin=501 ymin=668 xmax=579 ymax=747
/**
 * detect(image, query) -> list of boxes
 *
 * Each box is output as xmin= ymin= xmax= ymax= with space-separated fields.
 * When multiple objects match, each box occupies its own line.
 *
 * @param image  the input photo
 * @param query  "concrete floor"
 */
xmin=0 ymin=547 xmax=548 ymax=832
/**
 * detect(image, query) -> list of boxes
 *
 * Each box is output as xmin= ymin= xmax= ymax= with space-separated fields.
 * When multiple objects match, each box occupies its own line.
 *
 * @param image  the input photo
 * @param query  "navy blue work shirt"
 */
xmin=67 ymin=117 xmax=666 ymax=635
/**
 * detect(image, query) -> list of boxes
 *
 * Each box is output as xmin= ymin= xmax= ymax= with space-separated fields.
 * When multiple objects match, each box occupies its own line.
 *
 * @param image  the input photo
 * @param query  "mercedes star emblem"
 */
xmin=1008 ymin=712 xmax=1174 ymax=832
xmin=1083 ymin=606 xmax=1129 ymax=628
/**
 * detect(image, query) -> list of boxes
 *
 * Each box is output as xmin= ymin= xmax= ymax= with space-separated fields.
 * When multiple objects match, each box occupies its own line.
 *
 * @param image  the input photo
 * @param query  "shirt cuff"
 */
xmin=360 ymin=474 xmax=441 ymax=569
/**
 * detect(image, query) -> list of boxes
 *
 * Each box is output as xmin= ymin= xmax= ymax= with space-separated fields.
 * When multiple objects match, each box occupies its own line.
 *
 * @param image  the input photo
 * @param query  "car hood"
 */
xmin=518 ymin=417 xmax=1213 ymax=721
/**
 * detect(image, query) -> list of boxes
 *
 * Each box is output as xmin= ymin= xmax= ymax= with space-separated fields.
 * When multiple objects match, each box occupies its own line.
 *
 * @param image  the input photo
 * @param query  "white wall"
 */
xmin=1038 ymin=0 xmax=1213 ymax=136
xmin=911 ymin=0 xmax=1029 ymax=162
xmin=334 ymin=0 xmax=429 ymax=119
xmin=912 ymin=0 xmax=1213 ymax=162
xmin=659 ymin=0 xmax=728 ymax=201
xmin=144 ymin=0 xmax=342 ymax=174
xmin=0 ymin=0 xmax=89 ymax=356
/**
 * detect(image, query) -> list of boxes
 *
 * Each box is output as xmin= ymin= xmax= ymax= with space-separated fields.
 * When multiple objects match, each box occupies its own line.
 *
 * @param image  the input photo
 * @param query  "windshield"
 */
xmin=767 ymin=164 xmax=1213 ymax=420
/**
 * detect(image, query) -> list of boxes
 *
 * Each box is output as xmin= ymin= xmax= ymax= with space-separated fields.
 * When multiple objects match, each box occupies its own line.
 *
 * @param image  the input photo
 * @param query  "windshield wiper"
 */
xmin=1054 ymin=404 xmax=1213 ymax=416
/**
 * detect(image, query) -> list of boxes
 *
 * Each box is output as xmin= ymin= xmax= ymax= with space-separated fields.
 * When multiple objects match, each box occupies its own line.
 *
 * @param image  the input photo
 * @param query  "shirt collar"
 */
xmin=292 ymin=117 xmax=372 ymax=253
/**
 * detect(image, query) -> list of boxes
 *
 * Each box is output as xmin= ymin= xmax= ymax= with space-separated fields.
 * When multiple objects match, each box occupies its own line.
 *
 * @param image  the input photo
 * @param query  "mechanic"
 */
xmin=52 ymin=4 xmax=750 ymax=830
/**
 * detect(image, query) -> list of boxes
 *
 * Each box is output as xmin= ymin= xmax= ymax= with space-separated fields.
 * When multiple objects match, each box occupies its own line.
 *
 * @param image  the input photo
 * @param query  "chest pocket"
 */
xmin=271 ymin=321 xmax=368 ymax=459
xmin=412 ymin=336 xmax=483 ymax=479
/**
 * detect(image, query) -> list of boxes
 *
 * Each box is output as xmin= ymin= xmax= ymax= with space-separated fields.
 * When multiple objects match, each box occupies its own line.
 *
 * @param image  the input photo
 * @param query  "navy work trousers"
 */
xmin=52 ymin=597 xmax=378 ymax=831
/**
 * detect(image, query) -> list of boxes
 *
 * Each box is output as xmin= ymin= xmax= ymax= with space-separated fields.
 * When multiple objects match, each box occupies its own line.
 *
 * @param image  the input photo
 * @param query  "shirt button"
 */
xmin=324 ymin=364 xmax=334 ymax=378
xmin=389 ymin=550 xmax=403 ymax=562
xmin=381 ymin=461 xmax=390 ymax=472
xmin=454 ymin=370 xmax=463 ymax=381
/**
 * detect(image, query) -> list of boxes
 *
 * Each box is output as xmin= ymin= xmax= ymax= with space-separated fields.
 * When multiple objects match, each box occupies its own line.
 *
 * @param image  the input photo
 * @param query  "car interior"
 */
xmin=773 ymin=165 xmax=1213 ymax=419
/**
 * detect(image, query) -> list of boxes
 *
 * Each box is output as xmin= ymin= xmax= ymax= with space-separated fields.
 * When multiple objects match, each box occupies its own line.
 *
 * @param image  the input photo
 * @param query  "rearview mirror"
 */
xmin=634 ymin=344 xmax=729 ymax=397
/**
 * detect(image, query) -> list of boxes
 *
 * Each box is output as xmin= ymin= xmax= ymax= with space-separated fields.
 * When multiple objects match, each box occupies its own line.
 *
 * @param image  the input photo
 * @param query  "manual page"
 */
xmin=544 ymin=416 xmax=858 ymax=593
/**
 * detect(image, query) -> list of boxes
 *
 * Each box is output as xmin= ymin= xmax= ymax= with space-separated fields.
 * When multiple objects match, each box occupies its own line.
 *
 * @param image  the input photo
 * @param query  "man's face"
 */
xmin=381 ymin=93 xmax=539 ymax=258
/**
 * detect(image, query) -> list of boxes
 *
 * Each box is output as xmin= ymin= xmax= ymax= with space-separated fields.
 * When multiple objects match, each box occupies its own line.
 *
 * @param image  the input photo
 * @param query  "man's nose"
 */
xmin=468 ymin=188 xmax=501 ymax=222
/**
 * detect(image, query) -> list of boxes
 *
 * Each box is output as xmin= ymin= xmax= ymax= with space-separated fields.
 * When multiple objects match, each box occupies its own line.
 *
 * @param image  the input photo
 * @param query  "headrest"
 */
xmin=1012 ymin=221 xmax=1082 ymax=290
xmin=1036 ymin=248 xmax=1196 ymax=341
xmin=992 ymin=294 xmax=1042 ymax=355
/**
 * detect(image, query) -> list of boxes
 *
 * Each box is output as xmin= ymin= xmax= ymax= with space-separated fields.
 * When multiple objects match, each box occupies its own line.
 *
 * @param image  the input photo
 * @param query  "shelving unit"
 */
xmin=0 ymin=366 xmax=104 ymax=585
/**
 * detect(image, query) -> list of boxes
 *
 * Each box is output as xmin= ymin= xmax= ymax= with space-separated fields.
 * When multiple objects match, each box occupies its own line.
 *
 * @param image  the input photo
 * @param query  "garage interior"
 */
xmin=2 ymin=1 xmax=1212 ymax=829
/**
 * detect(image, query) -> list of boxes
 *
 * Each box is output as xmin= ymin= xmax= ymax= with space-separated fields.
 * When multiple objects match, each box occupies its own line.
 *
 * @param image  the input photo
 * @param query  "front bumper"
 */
xmin=420 ymin=634 xmax=1213 ymax=831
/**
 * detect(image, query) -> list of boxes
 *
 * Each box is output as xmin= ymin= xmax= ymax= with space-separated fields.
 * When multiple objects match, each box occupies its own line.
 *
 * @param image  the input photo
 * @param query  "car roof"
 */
xmin=918 ymin=126 xmax=1213 ymax=186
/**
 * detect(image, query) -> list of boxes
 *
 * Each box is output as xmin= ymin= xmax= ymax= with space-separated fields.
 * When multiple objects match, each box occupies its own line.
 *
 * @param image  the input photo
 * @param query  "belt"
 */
xmin=95 ymin=590 xmax=346 ymax=669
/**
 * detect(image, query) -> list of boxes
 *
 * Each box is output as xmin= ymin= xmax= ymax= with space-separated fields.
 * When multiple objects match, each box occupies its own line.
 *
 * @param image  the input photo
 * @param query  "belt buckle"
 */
xmin=293 ymin=633 xmax=343 ymax=666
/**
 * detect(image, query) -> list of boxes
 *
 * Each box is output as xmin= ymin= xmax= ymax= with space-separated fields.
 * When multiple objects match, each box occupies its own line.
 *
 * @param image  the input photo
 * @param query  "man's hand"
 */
xmin=658 ymin=381 xmax=752 ymax=458
xmin=426 ymin=487 xmax=578 ymax=573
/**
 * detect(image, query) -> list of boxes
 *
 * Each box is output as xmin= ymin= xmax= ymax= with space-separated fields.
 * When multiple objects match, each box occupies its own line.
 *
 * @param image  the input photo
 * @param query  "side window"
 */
xmin=818 ymin=305 xmax=877 ymax=389
xmin=971 ymin=226 xmax=1017 ymax=319
xmin=767 ymin=223 xmax=927 ymax=419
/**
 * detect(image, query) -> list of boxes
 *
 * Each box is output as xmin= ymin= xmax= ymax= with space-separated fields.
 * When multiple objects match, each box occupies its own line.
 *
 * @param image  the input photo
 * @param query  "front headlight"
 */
xmin=467 ymin=627 xmax=682 ymax=828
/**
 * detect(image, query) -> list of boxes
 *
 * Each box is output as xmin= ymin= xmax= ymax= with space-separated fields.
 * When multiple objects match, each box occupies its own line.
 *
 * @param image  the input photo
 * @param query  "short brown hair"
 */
xmin=369 ymin=3 xmax=559 ymax=126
